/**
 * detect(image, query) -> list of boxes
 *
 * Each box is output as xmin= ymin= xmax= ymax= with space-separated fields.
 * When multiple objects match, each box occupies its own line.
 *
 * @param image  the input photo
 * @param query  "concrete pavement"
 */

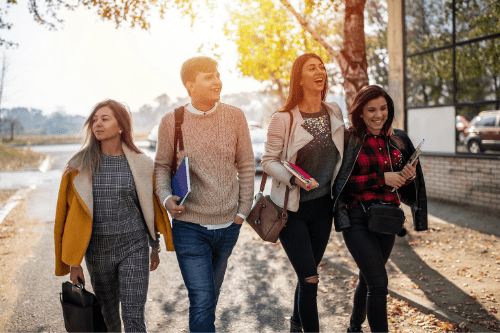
xmin=1 ymin=141 xmax=500 ymax=331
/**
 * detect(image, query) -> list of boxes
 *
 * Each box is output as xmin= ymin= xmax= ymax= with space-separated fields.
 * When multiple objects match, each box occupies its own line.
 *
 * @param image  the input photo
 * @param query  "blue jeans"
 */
xmin=172 ymin=219 xmax=241 ymax=332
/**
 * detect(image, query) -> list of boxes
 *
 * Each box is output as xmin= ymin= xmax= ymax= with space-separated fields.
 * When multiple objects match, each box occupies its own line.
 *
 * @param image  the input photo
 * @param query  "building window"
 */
xmin=404 ymin=0 xmax=500 ymax=155
xmin=406 ymin=49 xmax=453 ymax=107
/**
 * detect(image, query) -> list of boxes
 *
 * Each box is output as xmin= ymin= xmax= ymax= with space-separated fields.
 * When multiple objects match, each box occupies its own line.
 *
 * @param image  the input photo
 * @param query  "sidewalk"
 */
xmin=324 ymin=200 xmax=500 ymax=332
xmin=1 ymin=186 xmax=499 ymax=332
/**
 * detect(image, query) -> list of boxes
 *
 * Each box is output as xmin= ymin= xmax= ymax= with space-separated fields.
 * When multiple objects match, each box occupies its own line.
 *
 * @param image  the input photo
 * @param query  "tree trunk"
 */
xmin=337 ymin=0 xmax=369 ymax=113
xmin=278 ymin=0 xmax=369 ymax=112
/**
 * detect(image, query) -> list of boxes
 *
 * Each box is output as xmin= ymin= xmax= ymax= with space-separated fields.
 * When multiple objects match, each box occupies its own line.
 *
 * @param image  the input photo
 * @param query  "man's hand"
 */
xmin=384 ymin=172 xmax=406 ymax=189
xmin=234 ymin=215 xmax=244 ymax=225
xmin=70 ymin=265 xmax=85 ymax=286
xmin=150 ymin=251 xmax=160 ymax=271
xmin=166 ymin=196 xmax=186 ymax=219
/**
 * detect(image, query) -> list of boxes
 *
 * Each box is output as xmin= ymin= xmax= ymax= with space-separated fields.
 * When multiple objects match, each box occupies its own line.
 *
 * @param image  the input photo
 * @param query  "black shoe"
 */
xmin=347 ymin=326 xmax=363 ymax=332
xmin=290 ymin=319 xmax=303 ymax=332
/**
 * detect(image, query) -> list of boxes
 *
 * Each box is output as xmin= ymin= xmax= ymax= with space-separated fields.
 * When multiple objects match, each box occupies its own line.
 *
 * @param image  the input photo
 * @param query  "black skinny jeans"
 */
xmin=342 ymin=204 xmax=396 ymax=333
xmin=279 ymin=193 xmax=334 ymax=333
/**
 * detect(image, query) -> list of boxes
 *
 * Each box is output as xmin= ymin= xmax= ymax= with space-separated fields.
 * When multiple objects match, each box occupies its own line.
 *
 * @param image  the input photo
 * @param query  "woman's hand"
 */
xmin=150 ymin=251 xmax=160 ymax=271
xmin=384 ymin=172 xmax=407 ymax=189
xmin=295 ymin=177 xmax=319 ymax=191
xmin=399 ymin=159 xmax=419 ymax=180
xmin=165 ymin=196 xmax=186 ymax=219
xmin=70 ymin=265 xmax=85 ymax=286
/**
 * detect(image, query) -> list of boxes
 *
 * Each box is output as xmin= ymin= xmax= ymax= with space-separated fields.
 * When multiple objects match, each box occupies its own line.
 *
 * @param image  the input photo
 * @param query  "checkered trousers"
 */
xmin=85 ymin=230 xmax=150 ymax=333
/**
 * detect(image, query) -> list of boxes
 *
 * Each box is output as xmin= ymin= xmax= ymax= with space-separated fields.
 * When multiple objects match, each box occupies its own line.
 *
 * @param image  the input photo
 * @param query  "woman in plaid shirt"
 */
xmin=332 ymin=86 xmax=428 ymax=332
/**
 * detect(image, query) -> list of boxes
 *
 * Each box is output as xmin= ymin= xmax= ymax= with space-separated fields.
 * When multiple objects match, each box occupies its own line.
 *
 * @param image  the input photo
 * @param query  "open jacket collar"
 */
xmin=70 ymin=143 xmax=155 ymax=233
xmin=287 ymin=101 xmax=345 ymax=161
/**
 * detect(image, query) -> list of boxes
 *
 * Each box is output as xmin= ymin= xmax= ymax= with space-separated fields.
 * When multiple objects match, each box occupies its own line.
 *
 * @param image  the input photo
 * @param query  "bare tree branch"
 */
xmin=277 ymin=0 xmax=337 ymax=59
xmin=278 ymin=0 xmax=369 ymax=110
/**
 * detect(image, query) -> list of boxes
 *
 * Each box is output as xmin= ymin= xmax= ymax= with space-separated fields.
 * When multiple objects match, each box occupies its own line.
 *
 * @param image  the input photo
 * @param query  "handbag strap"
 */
xmin=171 ymin=106 xmax=185 ymax=179
xmin=385 ymin=139 xmax=402 ymax=206
xmin=259 ymin=110 xmax=294 ymax=213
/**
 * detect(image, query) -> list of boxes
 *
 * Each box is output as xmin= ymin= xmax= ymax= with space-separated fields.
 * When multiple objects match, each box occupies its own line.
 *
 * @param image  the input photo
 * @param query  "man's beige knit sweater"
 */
xmin=154 ymin=103 xmax=255 ymax=225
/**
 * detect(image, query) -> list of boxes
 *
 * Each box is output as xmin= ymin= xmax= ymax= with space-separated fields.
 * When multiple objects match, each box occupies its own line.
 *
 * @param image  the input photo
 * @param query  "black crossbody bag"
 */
xmin=365 ymin=140 xmax=406 ymax=235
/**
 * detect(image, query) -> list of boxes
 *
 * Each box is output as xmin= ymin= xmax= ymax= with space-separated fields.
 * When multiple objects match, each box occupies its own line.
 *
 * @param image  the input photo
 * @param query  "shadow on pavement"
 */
xmin=390 ymin=233 xmax=494 ymax=330
xmin=427 ymin=199 xmax=500 ymax=237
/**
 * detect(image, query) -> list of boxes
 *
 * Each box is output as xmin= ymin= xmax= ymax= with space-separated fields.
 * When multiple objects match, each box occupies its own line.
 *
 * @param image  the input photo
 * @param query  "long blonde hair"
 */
xmin=66 ymin=100 xmax=142 ymax=176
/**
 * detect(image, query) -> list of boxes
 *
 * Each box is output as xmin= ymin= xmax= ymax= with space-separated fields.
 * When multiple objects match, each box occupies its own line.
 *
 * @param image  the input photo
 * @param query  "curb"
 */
xmin=324 ymin=256 xmax=494 ymax=332
xmin=0 ymin=186 xmax=36 ymax=226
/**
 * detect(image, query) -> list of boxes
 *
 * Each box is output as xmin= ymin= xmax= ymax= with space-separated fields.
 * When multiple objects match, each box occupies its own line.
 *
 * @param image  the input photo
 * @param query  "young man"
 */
xmin=154 ymin=56 xmax=255 ymax=332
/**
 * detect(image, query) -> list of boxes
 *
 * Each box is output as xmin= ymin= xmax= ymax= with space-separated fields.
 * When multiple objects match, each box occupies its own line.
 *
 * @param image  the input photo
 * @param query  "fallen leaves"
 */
xmin=387 ymin=297 xmax=467 ymax=332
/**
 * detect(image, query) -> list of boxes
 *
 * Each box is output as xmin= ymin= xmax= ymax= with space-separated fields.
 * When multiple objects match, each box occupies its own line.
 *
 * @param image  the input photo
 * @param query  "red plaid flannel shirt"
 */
xmin=346 ymin=132 xmax=411 ymax=208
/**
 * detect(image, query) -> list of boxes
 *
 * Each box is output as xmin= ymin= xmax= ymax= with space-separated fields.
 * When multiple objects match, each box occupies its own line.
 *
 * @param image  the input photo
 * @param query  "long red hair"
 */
xmin=278 ymin=53 xmax=328 ymax=113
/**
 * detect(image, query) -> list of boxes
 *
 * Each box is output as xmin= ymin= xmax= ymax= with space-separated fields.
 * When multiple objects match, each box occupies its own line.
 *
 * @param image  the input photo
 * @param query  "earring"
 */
xmin=119 ymin=130 xmax=122 ymax=134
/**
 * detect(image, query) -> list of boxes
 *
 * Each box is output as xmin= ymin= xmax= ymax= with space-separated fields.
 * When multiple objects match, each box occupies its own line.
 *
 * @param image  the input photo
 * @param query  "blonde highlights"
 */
xmin=66 ymin=100 xmax=142 ymax=176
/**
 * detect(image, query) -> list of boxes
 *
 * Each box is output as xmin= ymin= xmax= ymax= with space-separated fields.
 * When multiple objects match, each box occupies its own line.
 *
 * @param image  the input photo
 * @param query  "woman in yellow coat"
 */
xmin=54 ymin=99 xmax=173 ymax=332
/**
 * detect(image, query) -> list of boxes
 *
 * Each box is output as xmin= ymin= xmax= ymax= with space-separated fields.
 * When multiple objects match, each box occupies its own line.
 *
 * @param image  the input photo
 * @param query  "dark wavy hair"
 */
xmin=348 ymin=85 xmax=402 ymax=146
xmin=279 ymin=53 xmax=328 ymax=113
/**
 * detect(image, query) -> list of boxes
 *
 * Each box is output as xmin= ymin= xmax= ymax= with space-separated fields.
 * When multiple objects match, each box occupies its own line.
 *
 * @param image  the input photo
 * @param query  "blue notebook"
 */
xmin=172 ymin=156 xmax=191 ymax=205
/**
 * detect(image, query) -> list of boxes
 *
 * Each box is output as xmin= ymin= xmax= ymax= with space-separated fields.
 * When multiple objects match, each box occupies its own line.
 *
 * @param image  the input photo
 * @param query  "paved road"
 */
xmin=2 ymin=142 xmax=499 ymax=332
xmin=0 ymin=142 xmax=279 ymax=332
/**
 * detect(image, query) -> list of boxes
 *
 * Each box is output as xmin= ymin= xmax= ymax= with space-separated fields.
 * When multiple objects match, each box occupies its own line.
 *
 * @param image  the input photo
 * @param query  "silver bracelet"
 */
xmin=151 ymin=247 xmax=161 ymax=254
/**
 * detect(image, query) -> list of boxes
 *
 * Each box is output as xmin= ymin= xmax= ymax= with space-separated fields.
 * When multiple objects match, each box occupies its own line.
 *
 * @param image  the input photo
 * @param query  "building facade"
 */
xmin=387 ymin=0 xmax=500 ymax=211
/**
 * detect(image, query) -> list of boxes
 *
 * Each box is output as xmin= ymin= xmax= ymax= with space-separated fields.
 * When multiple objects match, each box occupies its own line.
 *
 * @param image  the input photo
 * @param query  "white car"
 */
xmin=250 ymin=128 xmax=267 ymax=173
xmin=147 ymin=125 xmax=159 ymax=148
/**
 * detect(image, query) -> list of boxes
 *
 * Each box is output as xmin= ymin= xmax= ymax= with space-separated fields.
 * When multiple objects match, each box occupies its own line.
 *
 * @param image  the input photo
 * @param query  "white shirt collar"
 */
xmin=186 ymin=101 xmax=219 ymax=115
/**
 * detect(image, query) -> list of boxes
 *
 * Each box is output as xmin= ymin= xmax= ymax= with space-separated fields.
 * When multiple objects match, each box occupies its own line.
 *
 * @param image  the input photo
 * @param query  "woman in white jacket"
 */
xmin=261 ymin=53 xmax=344 ymax=332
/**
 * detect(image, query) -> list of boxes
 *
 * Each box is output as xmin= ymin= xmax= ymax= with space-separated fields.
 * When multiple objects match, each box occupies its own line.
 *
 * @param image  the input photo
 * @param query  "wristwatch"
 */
xmin=290 ymin=176 xmax=296 ymax=186
xmin=152 ymin=247 xmax=161 ymax=254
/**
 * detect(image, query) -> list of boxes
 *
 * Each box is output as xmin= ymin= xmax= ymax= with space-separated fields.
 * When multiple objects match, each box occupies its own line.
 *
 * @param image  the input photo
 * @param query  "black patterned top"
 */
xmin=296 ymin=106 xmax=339 ymax=202
xmin=92 ymin=153 xmax=148 ymax=237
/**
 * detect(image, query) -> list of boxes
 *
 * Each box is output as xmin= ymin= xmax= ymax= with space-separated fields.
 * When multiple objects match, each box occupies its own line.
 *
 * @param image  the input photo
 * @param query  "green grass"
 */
xmin=0 ymin=144 xmax=46 ymax=172
xmin=1 ymin=134 xmax=84 ymax=146
xmin=1 ymin=133 xmax=148 ymax=146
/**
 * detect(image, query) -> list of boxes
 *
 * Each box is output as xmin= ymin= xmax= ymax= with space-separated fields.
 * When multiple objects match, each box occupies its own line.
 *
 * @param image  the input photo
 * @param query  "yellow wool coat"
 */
xmin=54 ymin=143 xmax=174 ymax=276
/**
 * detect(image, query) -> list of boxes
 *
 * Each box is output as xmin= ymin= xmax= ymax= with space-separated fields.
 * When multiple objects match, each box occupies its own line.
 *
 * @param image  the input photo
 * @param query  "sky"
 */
xmin=1 ymin=2 xmax=266 ymax=116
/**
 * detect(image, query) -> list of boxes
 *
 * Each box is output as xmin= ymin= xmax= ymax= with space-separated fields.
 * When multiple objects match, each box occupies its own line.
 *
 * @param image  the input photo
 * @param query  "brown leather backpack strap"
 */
xmin=171 ymin=106 xmax=185 ymax=179
xmin=259 ymin=173 xmax=268 ymax=192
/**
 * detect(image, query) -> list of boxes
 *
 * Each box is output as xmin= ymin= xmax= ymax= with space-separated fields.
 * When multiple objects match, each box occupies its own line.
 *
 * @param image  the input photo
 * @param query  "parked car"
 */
xmin=148 ymin=125 xmax=159 ymax=148
xmin=250 ymin=128 xmax=267 ymax=173
xmin=463 ymin=110 xmax=500 ymax=153
xmin=456 ymin=115 xmax=470 ymax=143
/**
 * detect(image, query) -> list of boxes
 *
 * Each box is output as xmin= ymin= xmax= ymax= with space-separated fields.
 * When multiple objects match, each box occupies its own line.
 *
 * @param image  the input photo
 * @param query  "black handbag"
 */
xmin=367 ymin=203 xmax=405 ymax=234
xmin=60 ymin=279 xmax=107 ymax=332
xmin=365 ymin=140 xmax=406 ymax=235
